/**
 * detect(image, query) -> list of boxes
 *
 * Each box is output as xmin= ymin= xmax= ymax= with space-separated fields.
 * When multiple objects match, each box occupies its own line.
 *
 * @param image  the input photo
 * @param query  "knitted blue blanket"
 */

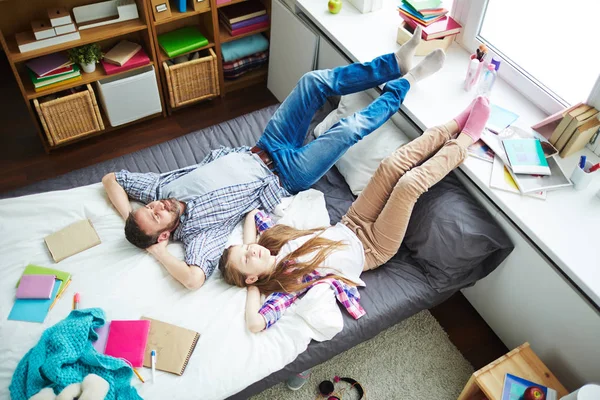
xmin=10 ymin=308 xmax=141 ymax=400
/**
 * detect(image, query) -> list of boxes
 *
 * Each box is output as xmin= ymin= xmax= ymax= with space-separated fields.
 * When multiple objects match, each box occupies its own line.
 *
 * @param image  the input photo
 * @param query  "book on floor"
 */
xmin=219 ymin=1 xmax=267 ymax=24
xmin=141 ymin=317 xmax=200 ymax=375
xmin=44 ymin=219 xmax=101 ymax=262
xmin=502 ymin=138 xmax=550 ymax=175
xmin=103 ymin=40 xmax=142 ymax=66
xmin=104 ymin=320 xmax=151 ymax=367
xmin=158 ymin=26 xmax=209 ymax=58
xmin=502 ymin=373 xmax=557 ymax=400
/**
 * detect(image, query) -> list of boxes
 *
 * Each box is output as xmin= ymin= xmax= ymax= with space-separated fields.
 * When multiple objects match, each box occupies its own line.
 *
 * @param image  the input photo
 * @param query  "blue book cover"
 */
xmin=177 ymin=0 xmax=187 ymax=12
xmin=502 ymin=138 xmax=551 ymax=176
xmin=487 ymin=104 xmax=519 ymax=134
xmin=398 ymin=3 xmax=440 ymax=20
xmin=502 ymin=373 xmax=557 ymax=400
xmin=8 ymin=280 xmax=60 ymax=323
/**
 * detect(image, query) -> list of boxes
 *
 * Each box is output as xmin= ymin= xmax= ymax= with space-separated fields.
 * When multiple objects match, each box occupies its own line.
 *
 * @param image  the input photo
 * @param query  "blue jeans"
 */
xmin=257 ymin=53 xmax=409 ymax=194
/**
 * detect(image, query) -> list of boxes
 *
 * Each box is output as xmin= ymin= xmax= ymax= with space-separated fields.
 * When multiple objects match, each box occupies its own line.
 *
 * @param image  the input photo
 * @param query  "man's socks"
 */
xmin=404 ymin=49 xmax=446 ymax=85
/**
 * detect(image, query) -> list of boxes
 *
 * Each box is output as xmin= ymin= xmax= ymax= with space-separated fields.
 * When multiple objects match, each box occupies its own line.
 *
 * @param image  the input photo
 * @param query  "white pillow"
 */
xmin=314 ymin=90 xmax=410 ymax=195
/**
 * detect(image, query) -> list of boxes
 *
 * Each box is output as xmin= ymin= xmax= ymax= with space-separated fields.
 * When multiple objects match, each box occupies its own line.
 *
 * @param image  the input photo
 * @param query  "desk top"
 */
xmin=296 ymin=0 xmax=600 ymax=306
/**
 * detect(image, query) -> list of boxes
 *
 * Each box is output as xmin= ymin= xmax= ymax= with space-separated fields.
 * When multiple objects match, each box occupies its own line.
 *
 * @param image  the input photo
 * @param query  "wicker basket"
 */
xmin=163 ymin=48 xmax=220 ymax=108
xmin=33 ymin=84 xmax=105 ymax=146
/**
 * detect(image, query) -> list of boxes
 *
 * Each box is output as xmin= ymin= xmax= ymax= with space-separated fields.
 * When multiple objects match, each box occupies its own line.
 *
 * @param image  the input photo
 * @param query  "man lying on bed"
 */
xmin=102 ymin=28 xmax=444 ymax=290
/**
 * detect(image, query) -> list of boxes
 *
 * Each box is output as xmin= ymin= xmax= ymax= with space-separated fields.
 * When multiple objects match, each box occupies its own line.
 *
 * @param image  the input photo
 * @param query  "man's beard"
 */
xmin=162 ymin=198 xmax=181 ymax=231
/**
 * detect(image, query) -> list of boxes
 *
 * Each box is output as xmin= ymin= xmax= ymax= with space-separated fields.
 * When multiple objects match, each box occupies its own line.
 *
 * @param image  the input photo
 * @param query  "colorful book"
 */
xmin=29 ymin=64 xmax=81 ymax=88
xmin=490 ymin=156 xmax=546 ymax=199
xmin=101 ymin=48 xmax=150 ymax=75
xmin=502 ymin=139 xmax=550 ymax=175
xmin=398 ymin=8 xmax=447 ymax=26
xmin=36 ymin=65 xmax=75 ymax=79
xmin=401 ymin=1 xmax=447 ymax=19
xmin=103 ymin=40 xmax=142 ymax=67
xmin=228 ymin=21 xmax=269 ymax=36
xmin=158 ymin=26 xmax=209 ymax=58
xmin=44 ymin=219 xmax=101 ymax=262
xmin=402 ymin=0 xmax=441 ymax=11
xmin=142 ymin=317 xmax=200 ymax=375
xmin=486 ymin=104 xmax=519 ymax=134
xmin=16 ymin=274 xmax=57 ymax=299
xmin=549 ymin=104 xmax=592 ymax=145
xmin=227 ymin=14 xmax=269 ymax=30
xmin=554 ymin=107 xmax=599 ymax=151
xmin=104 ymin=320 xmax=151 ymax=367
xmin=17 ymin=264 xmax=71 ymax=295
xmin=560 ymin=116 xmax=600 ymax=158
xmin=403 ymin=16 xmax=461 ymax=40
xmin=219 ymin=1 xmax=267 ymax=24
xmin=502 ymin=373 xmax=557 ymax=400
xmin=8 ymin=280 xmax=60 ymax=323
xmin=93 ymin=322 xmax=111 ymax=353
xmin=34 ymin=75 xmax=83 ymax=92
xmin=25 ymin=52 xmax=71 ymax=77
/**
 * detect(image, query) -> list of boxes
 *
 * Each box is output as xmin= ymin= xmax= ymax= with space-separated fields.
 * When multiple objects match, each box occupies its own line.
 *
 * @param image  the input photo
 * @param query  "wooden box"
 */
xmin=189 ymin=0 xmax=210 ymax=12
xmin=151 ymin=0 xmax=172 ymax=22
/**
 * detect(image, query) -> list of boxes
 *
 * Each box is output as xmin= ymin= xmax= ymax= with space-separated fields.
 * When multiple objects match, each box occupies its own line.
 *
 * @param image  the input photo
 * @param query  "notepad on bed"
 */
xmin=141 ymin=317 xmax=200 ymax=375
xmin=44 ymin=219 xmax=101 ymax=262
xmin=104 ymin=320 xmax=151 ymax=367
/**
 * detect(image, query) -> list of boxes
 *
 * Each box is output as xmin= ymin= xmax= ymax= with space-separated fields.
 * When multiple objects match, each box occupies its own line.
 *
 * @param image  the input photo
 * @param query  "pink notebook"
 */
xmin=16 ymin=274 xmax=56 ymax=299
xmin=104 ymin=320 xmax=151 ymax=367
xmin=101 ymin=48 xmax=150 ymax=76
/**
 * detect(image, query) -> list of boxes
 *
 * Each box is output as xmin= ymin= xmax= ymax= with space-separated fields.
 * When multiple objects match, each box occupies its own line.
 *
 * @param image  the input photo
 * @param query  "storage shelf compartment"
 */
xmin=217 ymin=0 xmax=249 ymax=8
xmin=223 ymin=64 xmax=267 ymax=93
xmin=154 ymin=6 xmax=212 ymax=25
xmin=218 ymin=24 xmax=269 ymax=43
xmin=9 ymin=20 xmax=148 ymax=63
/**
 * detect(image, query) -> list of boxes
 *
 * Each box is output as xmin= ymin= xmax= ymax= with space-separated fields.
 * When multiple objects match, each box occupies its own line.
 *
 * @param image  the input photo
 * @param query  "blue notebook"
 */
xmin=8 ymin=280 xmax=60 ymax=323
xmin=487 ymin=104 xmax=519 ymax=134
xmin=502 ymin=138 xmax=551 ymax=176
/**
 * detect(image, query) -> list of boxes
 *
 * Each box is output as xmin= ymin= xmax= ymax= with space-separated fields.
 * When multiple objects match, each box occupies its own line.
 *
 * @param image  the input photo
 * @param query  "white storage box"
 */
xmin=347 ymin=0 xmax=382 ymax=13
xmin=96 ymin=65 xmax=162 ymax=127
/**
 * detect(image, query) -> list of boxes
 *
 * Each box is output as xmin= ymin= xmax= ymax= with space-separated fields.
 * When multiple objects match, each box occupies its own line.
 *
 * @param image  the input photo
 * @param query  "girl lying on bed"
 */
xmin=218 ymin=96 xmax=491 ymax=332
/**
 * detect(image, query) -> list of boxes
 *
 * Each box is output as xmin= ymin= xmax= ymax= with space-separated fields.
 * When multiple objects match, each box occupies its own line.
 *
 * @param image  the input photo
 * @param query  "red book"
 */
xmin=402 ymin=15 xmax=462 ymax=40
xmin=101 ymin=48 xmax=150 ymax=76
xmin=104 ymin=320 xmax=151 ymax=367
xmin=228 ymin=21 xmax=269 ymax=37
xmin=36 ymin=65 xmax=73 ymax=78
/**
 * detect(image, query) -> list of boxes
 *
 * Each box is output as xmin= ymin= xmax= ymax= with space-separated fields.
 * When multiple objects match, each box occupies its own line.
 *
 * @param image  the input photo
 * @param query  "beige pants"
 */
xmin=341 ymin=122 xmax=467 ymax=271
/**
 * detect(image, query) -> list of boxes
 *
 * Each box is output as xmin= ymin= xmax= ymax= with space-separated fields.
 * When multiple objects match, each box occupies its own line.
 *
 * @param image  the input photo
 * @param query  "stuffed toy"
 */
xmin=28 ymin=374 xmax=109 ymax=400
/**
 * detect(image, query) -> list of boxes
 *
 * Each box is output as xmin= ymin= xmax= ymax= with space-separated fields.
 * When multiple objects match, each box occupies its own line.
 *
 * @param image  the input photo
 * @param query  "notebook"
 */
xmin=104 ymin=320 xmax=151 ymax=367
xmin=141 ymin=317 xmax=200 ymax=375
xmin=17 ymin=264 xmax=71 ymax=295
xmin=8 ymin=280 xmax=60 ymax=323
xmin=93 ymin=322 xmax=111 ymax=353
xmin=101 ymin=48 xmax=150 ymax=75
xmin=103 ymin=40 xmax=142 ymax=66
xmin=16 ymin=274 xmax=56 ymax=299
xmin=25 ymin=52 xmax=71 ymax=77
xmin=157 ymin=26 xmax=209 ymax=58
xmin=502 ymin=139 xmax=550 ymax=175
xmin=44 ymin=219 xmax=101 ymax=262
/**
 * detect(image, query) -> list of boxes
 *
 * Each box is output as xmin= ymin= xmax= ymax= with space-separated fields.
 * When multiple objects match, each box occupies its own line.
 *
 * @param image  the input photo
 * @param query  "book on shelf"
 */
xmin=402 ymin=15 xmax=461 ymax=40
xmin=219 ymin=13 xmax=269 ymax=30
xmin=398 ymin=4 xmax=447 ymax=26
xmin=34 ymin=75 xmax=82 ymax=92
xmin=554 ymin=106 xmax=599 ymax=151
xmin=15 ymin=30 xmax=81 ymax=53
xmin=560 ymin=116 xmax=600 ymax=158
xmin=29 ymin=64 xmax=81 ymax=88
xmin=101 ymin=48 xmax=150 ymax=75
xmin=25 ymin=52 xmax=72 ymax=77
xmin=103 ymin=40 xmax=142 ymax=67
xmin=502 ymin=138 xmax=551 ymax=175
xmin=502 ymin=373 xmax=557 ymax=400
xmin=158 ymin=26 xmax=209 ymax=58
xmin=226 ymin=21 xmax=269 ymax=37
xmin=219 ymin=0 xmax=267 ymax=24
xmin=549 ymin=103 xmax=592 ymax=145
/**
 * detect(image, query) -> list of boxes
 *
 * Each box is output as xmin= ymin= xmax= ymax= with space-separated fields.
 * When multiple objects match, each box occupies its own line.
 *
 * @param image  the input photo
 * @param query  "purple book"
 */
xmin=230 ymin=14 xmax=269 ymax=30
xmin=93 ymin=323 xmax=111 ymax=353
xmin=25 ymin=52 xmax=70 ymax=77
xmin=16 ymin=274 xmax=56 ymax=299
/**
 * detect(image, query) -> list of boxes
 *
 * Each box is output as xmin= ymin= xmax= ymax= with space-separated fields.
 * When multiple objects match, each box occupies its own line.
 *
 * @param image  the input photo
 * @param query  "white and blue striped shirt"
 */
xmin=115 ymin=146 xmax=289 ymax=279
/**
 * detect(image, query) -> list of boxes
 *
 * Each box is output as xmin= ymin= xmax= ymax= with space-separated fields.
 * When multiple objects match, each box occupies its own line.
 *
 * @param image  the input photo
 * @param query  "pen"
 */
xmin=588 ymin=162 xmax=600 ymax=173
xmin=73 ymin=293 xmax=80 ymax=310
xmin=579 ymin=155 xmax=587 ymax=169
xmin=49 ymin=279 xmax=71 ymax=310
xmin=151 ymin=350 xmax=156 ymax=383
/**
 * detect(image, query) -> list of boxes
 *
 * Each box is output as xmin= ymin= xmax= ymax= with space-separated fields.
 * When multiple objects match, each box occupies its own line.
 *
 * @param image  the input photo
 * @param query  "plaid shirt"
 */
xmin=115 ymin=146 xmax=289 ymax=279
xmin=253 ymin=213 xmax=365 ymax=329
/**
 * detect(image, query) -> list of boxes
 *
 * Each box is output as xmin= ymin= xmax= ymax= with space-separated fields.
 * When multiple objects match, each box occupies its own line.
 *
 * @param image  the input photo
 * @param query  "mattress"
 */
xmin=1 ymin=102 xmax=492 ymax=399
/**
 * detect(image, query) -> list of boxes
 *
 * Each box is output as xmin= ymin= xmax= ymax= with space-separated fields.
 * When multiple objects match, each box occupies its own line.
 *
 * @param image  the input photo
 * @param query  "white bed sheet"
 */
xmin=0 ymin=183 xmax=342 ymax=400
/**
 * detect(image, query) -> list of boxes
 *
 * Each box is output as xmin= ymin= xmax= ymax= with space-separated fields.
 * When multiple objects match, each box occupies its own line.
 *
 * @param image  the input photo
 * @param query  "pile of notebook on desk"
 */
xmin=398 ymin=0 xmax=462 ymax=41
xmin=218 ymin=0 xmax=268 ymax=38
xmin=25 ymin=52 xmax=81 ymax=93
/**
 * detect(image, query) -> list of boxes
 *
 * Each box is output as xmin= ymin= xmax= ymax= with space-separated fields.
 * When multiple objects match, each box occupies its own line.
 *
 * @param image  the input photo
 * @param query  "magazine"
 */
xmin=502 ymin=373 xmax=557 ymax=400
xmin=490 ymin=156 xmax=546 ymax=200
xmin=468 ymin=140 xmax=494 ymax=163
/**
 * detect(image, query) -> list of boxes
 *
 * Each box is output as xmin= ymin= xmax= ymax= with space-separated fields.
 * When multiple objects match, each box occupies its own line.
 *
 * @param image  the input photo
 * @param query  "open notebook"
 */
xmin=141 ymin=317 xmax=200 ymax=376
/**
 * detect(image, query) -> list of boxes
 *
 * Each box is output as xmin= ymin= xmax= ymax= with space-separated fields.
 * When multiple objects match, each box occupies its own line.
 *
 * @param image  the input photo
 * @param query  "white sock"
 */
xmin=395 ymin=25 xmax=422 ymax=75
xmin=405 ymin=49 xmax=446 ymax=84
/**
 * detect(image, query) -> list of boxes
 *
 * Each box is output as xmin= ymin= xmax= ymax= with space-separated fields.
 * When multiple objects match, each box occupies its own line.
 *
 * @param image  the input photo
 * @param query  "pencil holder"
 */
xmin=570 ymin=161 xmax=594 ymax=190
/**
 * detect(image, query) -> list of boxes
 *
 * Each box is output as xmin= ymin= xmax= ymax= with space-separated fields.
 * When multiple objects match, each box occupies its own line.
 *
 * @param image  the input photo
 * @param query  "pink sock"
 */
xmin=453 ymin=98 xmax=477 ymax=132
xmin=462 ymin=97 xmax=491 ymax=142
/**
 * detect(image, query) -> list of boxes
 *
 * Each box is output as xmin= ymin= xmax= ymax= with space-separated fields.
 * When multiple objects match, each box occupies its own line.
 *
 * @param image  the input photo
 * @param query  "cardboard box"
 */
xmin=396 ymin=21 xmax=454 ymax=56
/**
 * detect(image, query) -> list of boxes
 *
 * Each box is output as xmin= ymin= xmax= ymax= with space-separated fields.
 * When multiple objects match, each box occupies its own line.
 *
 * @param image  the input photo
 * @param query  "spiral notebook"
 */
xmin=141 ymin=317 xmax=200 ymax=376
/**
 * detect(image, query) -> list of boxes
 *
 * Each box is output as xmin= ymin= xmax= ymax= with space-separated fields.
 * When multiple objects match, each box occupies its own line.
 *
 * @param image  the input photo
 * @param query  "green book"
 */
xmin=158 ymin=26 xmax=209 ymax=58
xmin=404 ymin=0 xmax=441 ymax=11
xmin=28 ymin=64 xmax=81 ymax=88
xmin=16 ymin=264 xmax=71 ymax=295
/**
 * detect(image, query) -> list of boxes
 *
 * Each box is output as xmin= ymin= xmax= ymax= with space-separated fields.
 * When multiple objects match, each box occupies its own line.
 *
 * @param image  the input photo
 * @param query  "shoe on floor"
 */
xmin=286 ymin=370 xmax=311 ymax=391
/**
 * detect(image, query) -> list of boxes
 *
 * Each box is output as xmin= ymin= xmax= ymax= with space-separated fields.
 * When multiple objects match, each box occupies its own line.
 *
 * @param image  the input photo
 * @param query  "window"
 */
xmin=455 ymin=0 xmax=600 ymax=114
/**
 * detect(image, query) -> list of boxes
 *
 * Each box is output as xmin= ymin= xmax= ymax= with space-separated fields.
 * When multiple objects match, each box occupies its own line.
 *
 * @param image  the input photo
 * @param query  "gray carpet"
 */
xmin=250 ymin=311 xmax=473 ymax=400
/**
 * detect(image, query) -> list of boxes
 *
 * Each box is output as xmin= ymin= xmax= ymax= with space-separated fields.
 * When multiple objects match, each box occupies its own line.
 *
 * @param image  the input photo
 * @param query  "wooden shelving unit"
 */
xmin=0 ymin=0 xmax=271 ymax=151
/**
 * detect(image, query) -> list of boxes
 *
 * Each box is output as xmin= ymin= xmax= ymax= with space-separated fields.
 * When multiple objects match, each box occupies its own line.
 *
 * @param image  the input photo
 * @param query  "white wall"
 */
xmin=457 ymin=172 xmax=600 ymax=390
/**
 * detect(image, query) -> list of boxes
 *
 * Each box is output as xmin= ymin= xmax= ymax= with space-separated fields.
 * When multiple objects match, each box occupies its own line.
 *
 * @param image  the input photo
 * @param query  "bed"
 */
xmin=0 ymin=99 xmax=513 ymax=400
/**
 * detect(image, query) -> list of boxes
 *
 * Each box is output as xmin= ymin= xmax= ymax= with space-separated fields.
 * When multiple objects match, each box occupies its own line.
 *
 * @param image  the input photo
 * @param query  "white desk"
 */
xmin=296 ymin=0 xmax=600 ymax=306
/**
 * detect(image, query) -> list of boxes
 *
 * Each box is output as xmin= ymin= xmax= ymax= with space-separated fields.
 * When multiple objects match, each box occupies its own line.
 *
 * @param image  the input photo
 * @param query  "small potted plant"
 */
xmin=68 ymin=43 xmax=103 ymax=73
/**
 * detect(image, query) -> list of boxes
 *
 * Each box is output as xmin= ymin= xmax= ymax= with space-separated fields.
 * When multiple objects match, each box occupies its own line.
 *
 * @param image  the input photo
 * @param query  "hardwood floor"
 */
xmin=0 ymin=50 xmax=507 ymax=371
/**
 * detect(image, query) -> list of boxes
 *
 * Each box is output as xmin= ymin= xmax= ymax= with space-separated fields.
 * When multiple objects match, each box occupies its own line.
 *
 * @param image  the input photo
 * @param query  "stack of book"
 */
xmin=218 ymin=1 xmax=268 ymax=38
xmin=398 ymin=0 xmax=462 ymax=41
xmin=548 ymin=103 xmax=600 ymax=158
xmin=101 ymin=40 xmax=150 ymax=76
xmin=25 ymin=52 xmax=82 ymax=93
